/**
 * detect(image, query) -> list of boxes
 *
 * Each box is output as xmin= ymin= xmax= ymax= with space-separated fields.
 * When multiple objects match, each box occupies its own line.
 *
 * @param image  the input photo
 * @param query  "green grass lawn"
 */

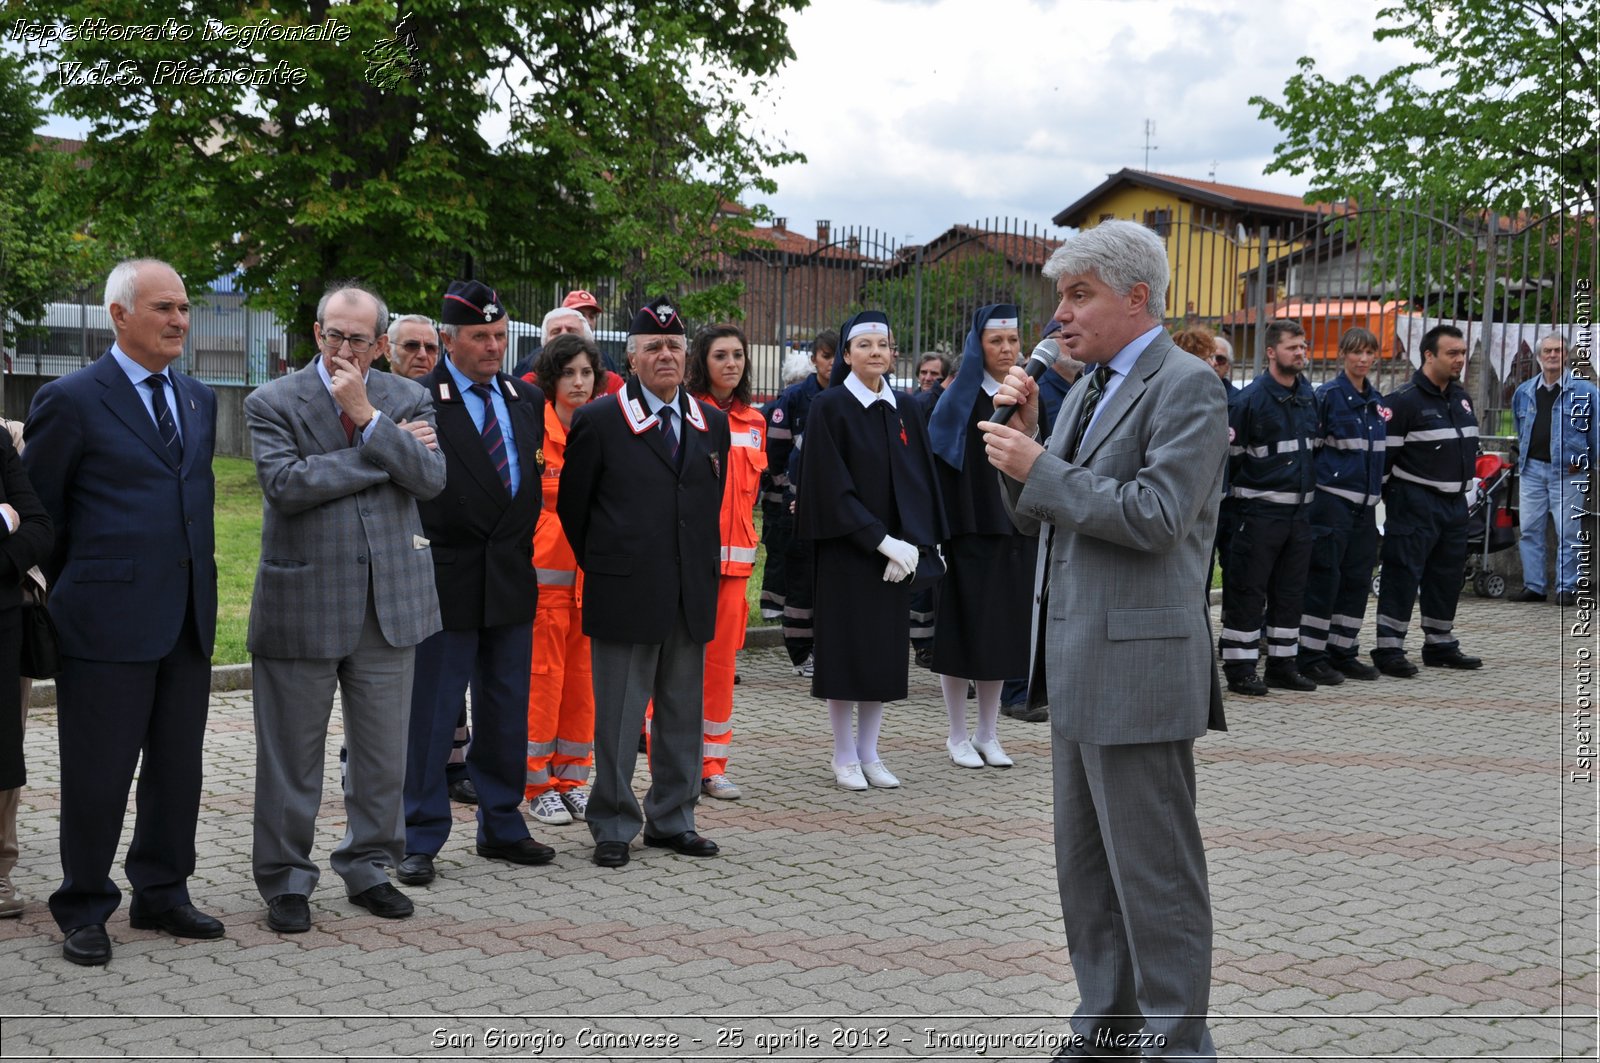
xmin=211 ymin=456 xmax=777 ymax=666
xmin=214 ymin=457 xmax=263 ymax=664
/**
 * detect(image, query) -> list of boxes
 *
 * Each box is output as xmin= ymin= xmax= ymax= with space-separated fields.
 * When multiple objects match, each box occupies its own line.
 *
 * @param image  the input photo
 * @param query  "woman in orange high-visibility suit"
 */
xmin=521 ymin=333 xmax=606 ymax=826
xmin=687 ymin=323 xmax=766 ymax=800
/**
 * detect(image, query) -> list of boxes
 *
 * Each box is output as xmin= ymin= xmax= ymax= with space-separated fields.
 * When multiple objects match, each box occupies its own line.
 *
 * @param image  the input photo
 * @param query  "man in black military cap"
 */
xmin=557 ymin=297 xmax=731 ymax=868
xmin=398 ymin=281 xmax=554 ymax=887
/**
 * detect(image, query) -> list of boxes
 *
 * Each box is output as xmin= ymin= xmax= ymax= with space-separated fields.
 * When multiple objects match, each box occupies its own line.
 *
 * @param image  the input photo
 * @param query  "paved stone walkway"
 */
xmin=1 ymin=595 xmax=1594 ymax=1060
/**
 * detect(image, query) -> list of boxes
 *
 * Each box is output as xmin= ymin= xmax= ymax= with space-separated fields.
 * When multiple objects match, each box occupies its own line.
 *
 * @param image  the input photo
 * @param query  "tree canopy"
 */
xmin=1250 ymin=0 xmax=1597 ymax=327
xmin=12 ymin=0 xmax=806 ymax=356
xmin=1250 ymin=0 xmax=1597 ymax=214
xmin=0 ymin=50 xmax=101 ymax=352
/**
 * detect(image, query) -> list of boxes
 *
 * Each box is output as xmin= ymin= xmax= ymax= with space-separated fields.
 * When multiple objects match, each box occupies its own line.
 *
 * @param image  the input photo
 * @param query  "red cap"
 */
xmin=562 ymin=289 xmax=601 ymax=313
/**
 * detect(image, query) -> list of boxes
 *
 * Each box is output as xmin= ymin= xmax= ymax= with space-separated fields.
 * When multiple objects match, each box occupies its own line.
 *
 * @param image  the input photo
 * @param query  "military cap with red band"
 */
xmin=441 ymin=279 xmax=507 ymax=325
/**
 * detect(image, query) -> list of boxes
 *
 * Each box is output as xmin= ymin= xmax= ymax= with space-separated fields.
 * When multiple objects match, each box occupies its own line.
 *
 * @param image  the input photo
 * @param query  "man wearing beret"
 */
xmin=247 ymin=282 xmax=446 ymax=932
xmin=398 ymin=281 xmax=553 ymax=886
xmin=557 ymin=297 xmax=731 ymax=867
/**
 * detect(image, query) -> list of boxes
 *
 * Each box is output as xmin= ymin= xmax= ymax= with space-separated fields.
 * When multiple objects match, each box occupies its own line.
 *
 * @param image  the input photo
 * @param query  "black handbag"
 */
xmin=19 ymin=569 xmax=59 ymax=680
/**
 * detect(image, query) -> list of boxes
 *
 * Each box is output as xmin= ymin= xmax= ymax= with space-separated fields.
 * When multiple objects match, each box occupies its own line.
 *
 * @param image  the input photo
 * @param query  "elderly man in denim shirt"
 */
xmin=1511 ymin=333 xmax=1597 ymax=607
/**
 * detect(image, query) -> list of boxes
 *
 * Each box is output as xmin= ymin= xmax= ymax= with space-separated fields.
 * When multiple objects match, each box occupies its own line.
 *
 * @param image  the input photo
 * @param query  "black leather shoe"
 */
xmin=1300 ymin=660 xmax=1346 ymax=686
xmin=349 ymin=882 xmax=414 ymax=919
xmin=266 ymin=894 xmax=311 ymax=933
xmin=447 ymin=778 xmax=479 ymax=805
xmin=476 ymin=837 xmax=556 ymax=866
xmin=1424 ymin=649 xmax=1482 ymax=670
xmin=1264 ymin=665 xmax=1317 ymax=691
xmin=1557 ymin=591 xmax=1578 ymax=607
xmin=1226 ymin=673 xmax=1268 ymax=696
xmin=642 ymin=830 xmax=719 ymax=857
xmin=593 ymin=841 xmax=630 ymax=867
xmin=1512 ymin=588 xmax=1547 ymax=602
xmin=1333 ymin=657 xmax=1381 ymax=681
xmin=1375 ymin=655 xmax=1418 ymax=678
xmin=62 ymin=923 xmax=111 ymax=966
xmin=397 ymin=853 xmax=436 ymax=885
xmin=129 ymin=902 xmax=224 ymax=939
xmin=1003 ymin=703 xmax=1050 ymax=722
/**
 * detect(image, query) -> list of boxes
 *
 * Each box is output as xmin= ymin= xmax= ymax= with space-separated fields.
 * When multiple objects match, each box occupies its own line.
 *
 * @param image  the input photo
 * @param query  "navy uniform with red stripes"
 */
xmin=1372 ymin=327 xmax=1482 ymax=675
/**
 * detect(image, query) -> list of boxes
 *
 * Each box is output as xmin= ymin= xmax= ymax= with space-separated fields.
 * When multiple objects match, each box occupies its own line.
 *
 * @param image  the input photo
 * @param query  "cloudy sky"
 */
xmin=741 ymin=0 xmax=1422 ymax=242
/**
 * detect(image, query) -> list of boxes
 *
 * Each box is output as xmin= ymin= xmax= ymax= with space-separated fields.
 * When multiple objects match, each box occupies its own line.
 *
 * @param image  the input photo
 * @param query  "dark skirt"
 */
xmin=930 ymin=533 xmax=1036 ymax=680
xmin=810 ymin=538 xmax=909 ymax=703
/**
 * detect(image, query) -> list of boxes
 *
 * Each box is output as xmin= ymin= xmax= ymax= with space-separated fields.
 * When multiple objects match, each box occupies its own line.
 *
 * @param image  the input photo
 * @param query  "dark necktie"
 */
xmin=659 ymin=405 xmax=680 ymax=465
xmin=339 ymin=411 xmax=358 ymax=446
xmin=1070 ymin=365 xmax=1114 ymax=460
xmin=145 ymin=374 xmax=183 ymax=464
xmin=471 ymin=383 xmax=512 ymax=491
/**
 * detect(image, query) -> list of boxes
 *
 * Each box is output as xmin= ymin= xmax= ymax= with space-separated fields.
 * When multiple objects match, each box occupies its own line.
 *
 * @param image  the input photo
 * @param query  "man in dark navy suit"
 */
xmin=398 ymin=281 xmax=552 ymax=885
xmin=558 ymin=297 xmax=730 ymax=868
xmin=25 ymin=258 xmax=220 ymax=966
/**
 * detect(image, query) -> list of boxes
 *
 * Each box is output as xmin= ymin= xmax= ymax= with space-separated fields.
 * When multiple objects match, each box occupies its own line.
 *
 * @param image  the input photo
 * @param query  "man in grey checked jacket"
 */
xmin=246 ymin=282 xmax=446 ymax=933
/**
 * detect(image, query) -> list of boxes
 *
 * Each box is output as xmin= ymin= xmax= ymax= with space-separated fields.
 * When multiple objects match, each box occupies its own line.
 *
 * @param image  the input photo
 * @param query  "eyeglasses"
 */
xmin=398 ymin=340 xmax=439 ymax=355
xmin=321 ymin=330 xmax=375 ymax=354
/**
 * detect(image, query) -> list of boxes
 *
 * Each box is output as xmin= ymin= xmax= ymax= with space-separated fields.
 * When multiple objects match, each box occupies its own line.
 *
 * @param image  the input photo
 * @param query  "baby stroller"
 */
xmin=1368 ymin=453 xmax=1519 ymax=598
xmin=1463 ymin=453 xmax=1518 ymax=598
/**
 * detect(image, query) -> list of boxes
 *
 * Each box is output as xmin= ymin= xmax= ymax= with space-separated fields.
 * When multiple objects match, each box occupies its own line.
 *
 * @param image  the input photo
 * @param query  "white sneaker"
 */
xmin=947 ymin=737 xmax=984 ymax=768
xmin=701 ymin=773 xmax=742 ymax=800
xmin=530 ymin=790 xmax=573 ymax=825
xmin=972 ymin=737 xmax=1014 ymax=768
xmin=560 ymin=788 xmax=589 ymax=821
xmin=794 ymin=655 xmax=815 ymax=678
xmin=861 ymin=760 xmax=900 ymax=788
xmin=833 ymin=762 xmax=868 ymax=790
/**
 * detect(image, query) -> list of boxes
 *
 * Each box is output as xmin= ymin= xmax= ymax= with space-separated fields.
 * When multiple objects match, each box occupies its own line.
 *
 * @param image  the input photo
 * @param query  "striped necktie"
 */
xmin=659 ymin=405 xmax=680 ymax=464
xmin=1070 ymin=365 xmax=1113 ymax=460
xmin=145 ymin=374 xmax=183 ymax=464
xmin=470 ymin=383 xmax=512 ymax=491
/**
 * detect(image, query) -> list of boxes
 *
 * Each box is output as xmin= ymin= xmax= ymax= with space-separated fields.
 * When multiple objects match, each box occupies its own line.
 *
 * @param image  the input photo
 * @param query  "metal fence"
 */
xmin=1152 ymin=199 xmax=1594 ymax=434
xmin=8 ymin=202 xmax=1592 ymax=427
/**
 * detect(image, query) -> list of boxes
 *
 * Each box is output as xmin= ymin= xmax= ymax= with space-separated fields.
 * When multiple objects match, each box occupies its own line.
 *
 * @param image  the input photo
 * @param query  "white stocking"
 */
xmin=939 ymin=673 xmax=969 ymax=743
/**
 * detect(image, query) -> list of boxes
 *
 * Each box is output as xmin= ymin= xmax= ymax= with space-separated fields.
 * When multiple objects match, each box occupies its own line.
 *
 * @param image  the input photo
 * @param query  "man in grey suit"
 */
xmin=981 ymin=220 xmax=1229 ymax=1061
xmin=246 ymin=282 xmax=447 ymax=933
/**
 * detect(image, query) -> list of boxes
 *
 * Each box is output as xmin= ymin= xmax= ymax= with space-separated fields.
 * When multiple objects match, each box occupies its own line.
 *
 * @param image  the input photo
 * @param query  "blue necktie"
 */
xmin=146 ymin=375 xmax=183 ymax=464
xmin=470 ymin=383 xmax=511 ymax=491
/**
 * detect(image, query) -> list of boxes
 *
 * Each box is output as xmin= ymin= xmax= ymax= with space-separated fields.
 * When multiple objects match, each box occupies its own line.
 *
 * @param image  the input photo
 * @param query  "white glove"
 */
xmin=875 ymin=534 xmax=919 ymax=571
xmin=882 ymin=556 xmax=913 ymax=582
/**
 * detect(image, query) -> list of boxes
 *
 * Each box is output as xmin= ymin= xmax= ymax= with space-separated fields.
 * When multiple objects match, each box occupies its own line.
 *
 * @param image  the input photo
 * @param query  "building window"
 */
xmin=1143 ymin=208 xmax=1171 ymax=237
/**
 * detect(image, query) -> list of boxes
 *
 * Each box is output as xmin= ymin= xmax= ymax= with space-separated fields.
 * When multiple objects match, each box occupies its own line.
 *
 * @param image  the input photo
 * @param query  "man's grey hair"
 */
xmin=104 ymin=258 xmax=176 ymax=320
xmin=919 ymin=351 xmax=953 ymax=377
xmin=387 ymin=313 xmax=438 ymax=344
xmin=316 ymin=282 xmax=388 ymax=335
xmin=542 ymin=306 xmax=594 ymax=340
xmin=1042 ymin=219 xmax=1170 ymax=322
xmin=1213 ymin=335 xmax=1234 ymax=361
xmin=1539 ymin=332 xmax=1569 ymax=353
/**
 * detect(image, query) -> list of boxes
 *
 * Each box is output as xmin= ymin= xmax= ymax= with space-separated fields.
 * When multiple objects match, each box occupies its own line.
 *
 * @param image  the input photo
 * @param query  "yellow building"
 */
xmin=1052 ymin=169 xmax=1325 ymax=320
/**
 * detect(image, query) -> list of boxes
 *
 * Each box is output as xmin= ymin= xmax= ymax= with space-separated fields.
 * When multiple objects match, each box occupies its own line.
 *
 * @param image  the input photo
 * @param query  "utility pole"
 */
xmin=1143 ymin=120 xmax=1158 ymax=171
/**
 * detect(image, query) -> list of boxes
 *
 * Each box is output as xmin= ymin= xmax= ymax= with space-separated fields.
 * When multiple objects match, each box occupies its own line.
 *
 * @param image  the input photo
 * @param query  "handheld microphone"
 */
xmin=991 ymin=340 xmax=1060 ymax=426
